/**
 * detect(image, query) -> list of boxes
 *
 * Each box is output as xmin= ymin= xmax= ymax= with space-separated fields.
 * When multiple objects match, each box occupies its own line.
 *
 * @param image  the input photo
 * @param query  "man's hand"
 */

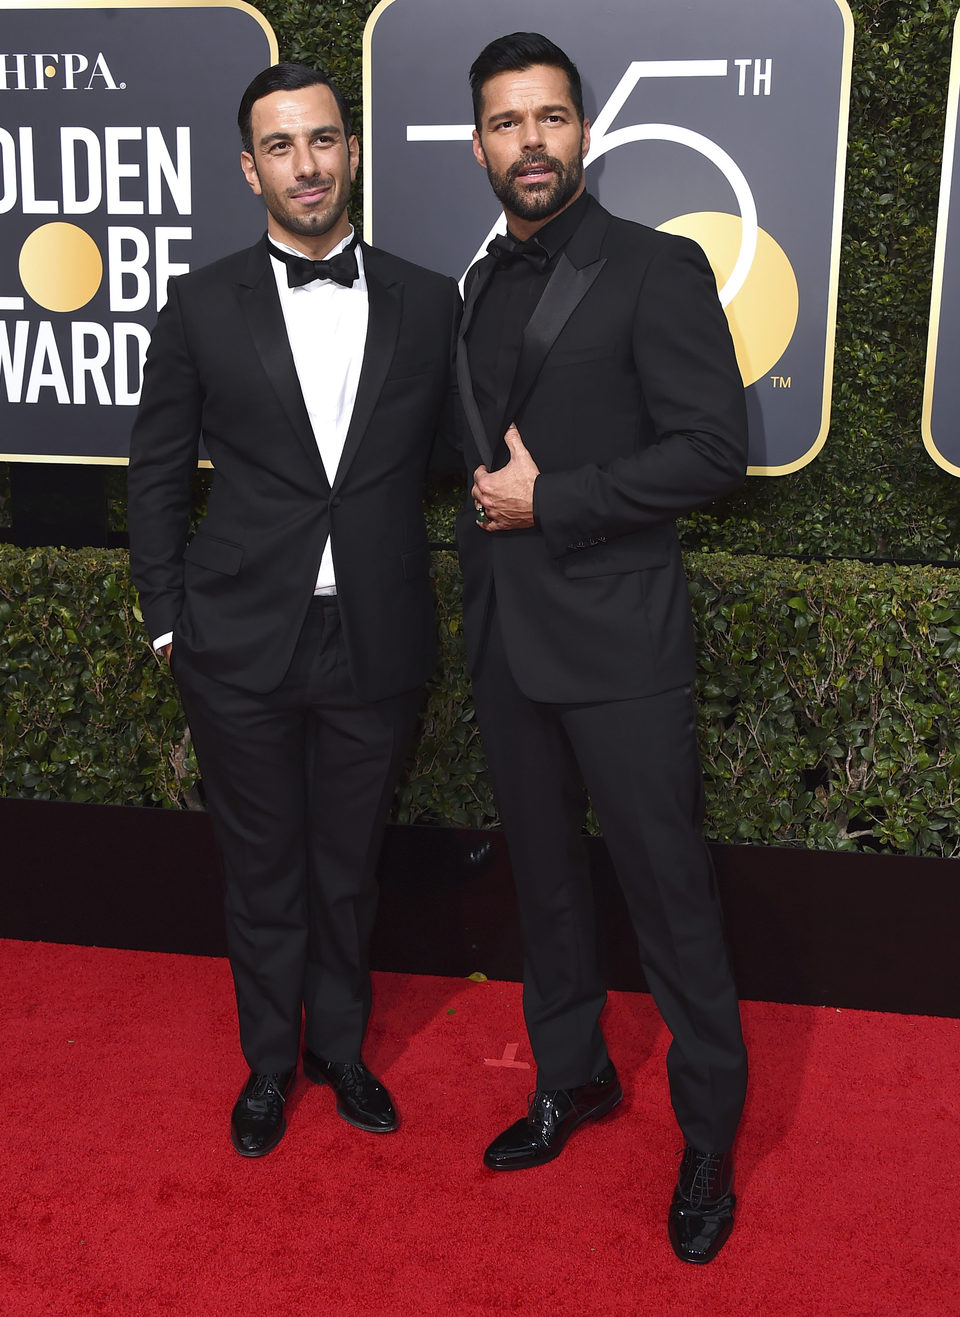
xmin=160 ymin=642 xmax=172 ymax=664
xmin=472 ymin=424 xmax=539 ymax=532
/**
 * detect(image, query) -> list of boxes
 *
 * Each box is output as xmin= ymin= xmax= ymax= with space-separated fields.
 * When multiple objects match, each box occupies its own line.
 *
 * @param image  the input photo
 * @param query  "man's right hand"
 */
xmin=160 ymin=642 xmax=173 ymax=663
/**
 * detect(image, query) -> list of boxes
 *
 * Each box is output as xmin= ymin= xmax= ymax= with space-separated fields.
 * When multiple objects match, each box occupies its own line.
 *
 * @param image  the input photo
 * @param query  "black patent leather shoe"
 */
xmin=229 ymin=1068 xmax=296 ymax=1158
xmin=668 ymin=1146 xmax=736 ymax=1264
xmin=483 ymin=1060 xmax=622 ymax=1170
xmin=302 ymin=1050 xmax=398 ymax=1132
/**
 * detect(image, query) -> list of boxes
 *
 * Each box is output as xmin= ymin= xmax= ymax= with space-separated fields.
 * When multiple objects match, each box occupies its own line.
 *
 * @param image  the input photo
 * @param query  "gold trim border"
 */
xmin=0 ymin=0 xmax=276 ymax=41
xmin=362 ymin=0 xmax=398 ymax=242
xmin=748 ymin=0 xmax=854 ymax=475
xmin=921 ymin=11 xmax=960 ymax=477
xmin=0 ymin=453 xmax=214 ymax=467
xmin=0 ymin=0 xmax=276 ymax=467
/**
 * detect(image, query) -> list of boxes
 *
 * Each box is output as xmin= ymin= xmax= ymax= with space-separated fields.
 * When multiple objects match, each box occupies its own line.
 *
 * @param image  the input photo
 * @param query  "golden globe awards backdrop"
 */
xmin=923 ymin=12 xmax=960 ymax=477
xmin=364 ymin=0 xmax=854 ymax=475
xmin=0 ymin=1 xmax=276 ymax=464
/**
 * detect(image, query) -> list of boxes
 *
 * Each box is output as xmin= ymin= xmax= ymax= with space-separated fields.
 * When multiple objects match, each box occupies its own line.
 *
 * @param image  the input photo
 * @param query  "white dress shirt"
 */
xmin=152 ymin=228 xmax=369 ymax=649
xmin=270 ymin=228 xmax=369 ymax=593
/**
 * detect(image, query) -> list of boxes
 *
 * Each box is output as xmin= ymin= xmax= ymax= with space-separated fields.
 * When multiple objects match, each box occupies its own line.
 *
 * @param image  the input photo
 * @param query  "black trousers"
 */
xmin=173 ymin=597 xmax=421 ymax=1074
xmin=472 ymin=608 xmax=747 ymax=1152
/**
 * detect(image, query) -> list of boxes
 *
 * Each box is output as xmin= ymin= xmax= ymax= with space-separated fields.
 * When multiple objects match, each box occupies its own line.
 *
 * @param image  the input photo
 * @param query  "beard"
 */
xmin=261 ymin=172 xmax=348 ymax=240
xmin=487 ymin=151 xmax=584 ymax=222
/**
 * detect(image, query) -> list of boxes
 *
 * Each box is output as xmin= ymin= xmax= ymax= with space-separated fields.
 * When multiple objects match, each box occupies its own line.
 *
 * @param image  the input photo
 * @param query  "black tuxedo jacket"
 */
xmin=128 ymin=237 xmax=459 ymax=698
xmin=456 ymin=194 xmax=748 ymax=704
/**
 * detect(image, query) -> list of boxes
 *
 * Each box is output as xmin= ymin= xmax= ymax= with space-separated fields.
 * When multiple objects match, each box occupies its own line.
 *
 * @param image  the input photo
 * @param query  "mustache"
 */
xmin=286 ymin=177 xmax=331 ymax=197
xmin=508 ymin=154 xmax=563 ymax=181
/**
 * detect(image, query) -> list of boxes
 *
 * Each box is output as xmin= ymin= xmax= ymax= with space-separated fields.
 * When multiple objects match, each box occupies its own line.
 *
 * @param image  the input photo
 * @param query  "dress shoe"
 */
xmin=483 ymin=1060 xmax=622 ymax=1170
xmin=668 ymin=1146 xmax=736 ymax=1264
xmin=230 ymin=1068 xmax=296 ymax=1158
xmin=302 ymin=1050 xmax=398 ymax=1132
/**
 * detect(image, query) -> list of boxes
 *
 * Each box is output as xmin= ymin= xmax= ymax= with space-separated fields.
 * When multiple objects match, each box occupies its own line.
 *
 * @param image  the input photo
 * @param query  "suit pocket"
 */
xmin=386 ymin=362 xmax=437 ymax=383
xmin=401 ymin=546 xmax=430 ymax=581
xmin=560 ymin=534 xmax=669 ymax=579
xmin=544 ymin=343 xmax=612 ymax=367
xmin=183 ymin=531 xmax=244 ymax=576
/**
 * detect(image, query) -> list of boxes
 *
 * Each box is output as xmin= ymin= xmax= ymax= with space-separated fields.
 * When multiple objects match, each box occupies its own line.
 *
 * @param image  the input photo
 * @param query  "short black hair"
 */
xmin=238 ymin=62 xmax=352 ymax=153
xmin=469 ymin=32 xmax=584 ymax=132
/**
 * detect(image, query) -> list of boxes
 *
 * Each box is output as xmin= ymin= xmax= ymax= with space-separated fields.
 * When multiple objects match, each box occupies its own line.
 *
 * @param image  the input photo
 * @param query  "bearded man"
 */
xmin=455 ymin=32 xmax=749 ymax=1263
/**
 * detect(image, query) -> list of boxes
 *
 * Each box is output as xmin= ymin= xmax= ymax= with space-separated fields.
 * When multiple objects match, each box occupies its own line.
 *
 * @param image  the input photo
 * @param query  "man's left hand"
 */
xmin=472 ymin=424 xmax=539 ymax=532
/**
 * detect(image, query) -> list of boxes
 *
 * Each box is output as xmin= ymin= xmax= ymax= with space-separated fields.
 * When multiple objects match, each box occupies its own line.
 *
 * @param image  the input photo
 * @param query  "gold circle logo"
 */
xmin=657 ymin=212 xmax=799 ymax=387
xmin=19 ymin=223 xmax=103 ymax=313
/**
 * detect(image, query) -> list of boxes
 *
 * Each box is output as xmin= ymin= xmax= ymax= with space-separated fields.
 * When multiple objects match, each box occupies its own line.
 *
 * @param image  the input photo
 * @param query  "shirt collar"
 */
xmin=505 ymin=189 xmax=590 ymax=260
xmin=268 ymin=227 xmax=357 ymax=262
xmin=266 ymin=227 xmax=365 ymax=294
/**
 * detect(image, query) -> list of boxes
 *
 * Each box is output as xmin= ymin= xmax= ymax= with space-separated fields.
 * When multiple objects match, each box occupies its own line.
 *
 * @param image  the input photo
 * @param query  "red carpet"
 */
xmin=2 ymin=939 xmax=957 ymax=1315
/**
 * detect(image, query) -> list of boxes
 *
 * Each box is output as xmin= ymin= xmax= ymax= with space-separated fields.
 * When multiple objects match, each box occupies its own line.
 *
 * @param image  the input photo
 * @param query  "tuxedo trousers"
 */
xmin=173 ymin=596 xmax=421 ymax=1074
xmin=471 ymin=607 xmax=747 ymax=1152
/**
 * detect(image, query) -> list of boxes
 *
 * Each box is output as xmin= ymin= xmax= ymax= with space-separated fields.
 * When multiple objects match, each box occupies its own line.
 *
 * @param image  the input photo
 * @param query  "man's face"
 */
xmin=472 ymin=63 xmax=590 ymax=236
xmin=240 ymin=83 xmax=359 ymax=256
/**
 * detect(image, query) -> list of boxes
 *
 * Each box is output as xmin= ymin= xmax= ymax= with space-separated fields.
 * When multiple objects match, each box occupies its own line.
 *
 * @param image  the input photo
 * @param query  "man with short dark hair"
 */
xmin=457 ymin=32 xmax=749 ymax=1263
xmin=128 ymin=63 xmax=458 ymax=1158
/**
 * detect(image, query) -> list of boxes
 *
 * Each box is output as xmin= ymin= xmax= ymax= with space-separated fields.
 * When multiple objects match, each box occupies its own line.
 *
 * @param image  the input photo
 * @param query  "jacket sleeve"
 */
xmin=532 ymin=236 xmax=748 ymax=558
xmin=427 ymin=277 xmax=465 ymax=477
xmin=126 ymin=278 xmax=202 ymax=641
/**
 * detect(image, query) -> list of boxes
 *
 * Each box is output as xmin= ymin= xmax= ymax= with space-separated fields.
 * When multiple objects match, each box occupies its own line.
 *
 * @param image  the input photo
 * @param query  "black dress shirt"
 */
xmin=467 ymin=191 xmax=590 ymax=465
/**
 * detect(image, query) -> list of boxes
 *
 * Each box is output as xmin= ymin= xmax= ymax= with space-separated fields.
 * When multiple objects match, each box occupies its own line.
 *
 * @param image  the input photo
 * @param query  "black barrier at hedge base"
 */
xmin=2 ymin=798 xmax=957 ymax=1019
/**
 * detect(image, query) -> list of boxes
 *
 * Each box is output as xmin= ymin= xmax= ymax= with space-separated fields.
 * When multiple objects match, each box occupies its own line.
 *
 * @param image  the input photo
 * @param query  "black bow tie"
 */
xmin=267 ymin=237 xmax=359 ymax=288
xmin=486 ymin=233 xmax=550 ymax=273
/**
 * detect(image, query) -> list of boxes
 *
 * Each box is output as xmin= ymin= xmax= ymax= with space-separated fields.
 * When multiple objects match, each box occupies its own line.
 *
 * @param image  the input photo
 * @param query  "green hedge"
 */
xmin=0 ymin=546 xmax=199 ymax=808
xmin=690 ymin=553 xmax=960 ymax=852
xmin=5 ymin=543 xmax=960 ymax=855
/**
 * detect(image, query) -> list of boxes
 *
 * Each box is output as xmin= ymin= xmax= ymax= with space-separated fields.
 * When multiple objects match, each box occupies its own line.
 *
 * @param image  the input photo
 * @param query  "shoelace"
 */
xmin=245 ymin=1074 xmax=287 ymax=1113
xmin=333 ymin=1063 xmax=376 ymax=1094
xmin=526 ymin=1089 xmax=570 ymax=1129
xmin=528 ymin=1088 xmax=558 ymax=1108
xmin=680 ymin=1149 xmax=731 ymax=1208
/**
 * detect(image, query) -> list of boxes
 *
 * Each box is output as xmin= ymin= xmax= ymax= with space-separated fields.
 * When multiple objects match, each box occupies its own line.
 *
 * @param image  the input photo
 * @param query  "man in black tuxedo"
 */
xmin=127 ymin=64 xmax=458 ymax=1158
xmin=457 ymin=33 xmax=749 ymax=1263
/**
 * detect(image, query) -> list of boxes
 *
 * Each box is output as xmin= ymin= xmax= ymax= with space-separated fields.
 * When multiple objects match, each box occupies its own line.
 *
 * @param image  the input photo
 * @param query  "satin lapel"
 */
xmin=502 ymin=249 xmax=606 ymax=428
xmin=332 ymin=249 xmax=402 ymax=493
xmin=238 ymin=242 xmax=327 ymax=482
xmin=456 ymin=259 xmax=496 ymax=469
